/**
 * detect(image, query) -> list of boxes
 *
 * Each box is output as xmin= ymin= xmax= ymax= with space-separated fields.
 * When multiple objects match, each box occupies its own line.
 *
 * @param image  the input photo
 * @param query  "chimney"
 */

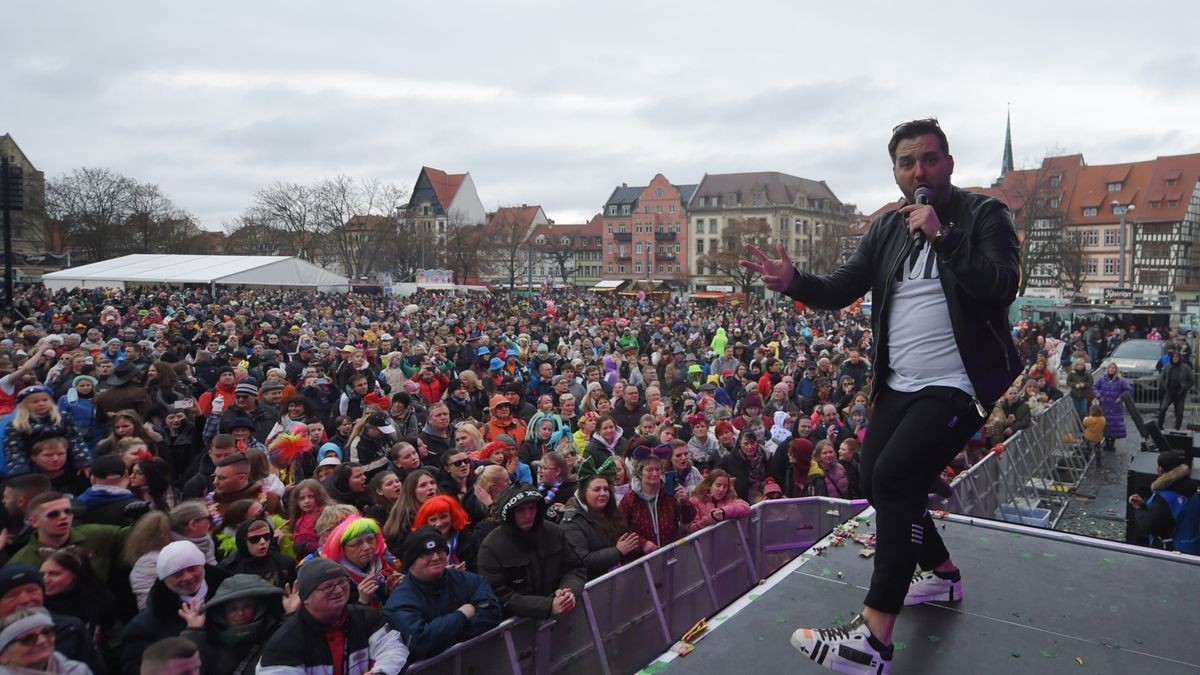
xmin=622 ymin=182 xmax=627 ymax=188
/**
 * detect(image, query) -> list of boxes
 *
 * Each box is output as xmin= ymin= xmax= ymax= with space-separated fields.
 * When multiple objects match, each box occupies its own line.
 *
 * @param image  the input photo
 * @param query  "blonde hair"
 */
xmin=454 ymin=424 xmax=484 ymax=454
xmin=315 ymin=503 xmax=358 ymax=542
xmin=10 ymin=392 xmax=62 ymax=433
xmin=476 ymin=464 xmax=508 ymax=494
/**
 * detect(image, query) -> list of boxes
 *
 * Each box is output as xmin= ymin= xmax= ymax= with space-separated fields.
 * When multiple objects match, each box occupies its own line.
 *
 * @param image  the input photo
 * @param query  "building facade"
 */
xmin=686 ymin=171 xmax=856 ymax=292
xmin=599 ymin=174 xmax=696 ymax=288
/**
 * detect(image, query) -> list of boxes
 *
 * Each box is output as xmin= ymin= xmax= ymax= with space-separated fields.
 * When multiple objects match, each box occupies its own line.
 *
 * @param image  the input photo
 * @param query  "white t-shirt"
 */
xmin=885 ymin=243 xmax=974 ymax=396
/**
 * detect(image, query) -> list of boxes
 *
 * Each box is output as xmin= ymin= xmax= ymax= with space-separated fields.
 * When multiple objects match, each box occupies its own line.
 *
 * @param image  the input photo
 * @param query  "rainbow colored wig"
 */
xmin=321 ymin=515 xmax=386 ymax=561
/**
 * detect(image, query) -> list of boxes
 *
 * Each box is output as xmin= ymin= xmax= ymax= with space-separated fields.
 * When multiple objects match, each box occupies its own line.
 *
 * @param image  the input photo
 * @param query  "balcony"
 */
xmin=615 ymin=251 xmax=632 ymax=260
xmin=655 ymin=251 xmax=677 ymax=260
xmin=655 ymin=230 xmax=677 ymax=241
xmin=613 ymin=232 xmax=632 ymax=242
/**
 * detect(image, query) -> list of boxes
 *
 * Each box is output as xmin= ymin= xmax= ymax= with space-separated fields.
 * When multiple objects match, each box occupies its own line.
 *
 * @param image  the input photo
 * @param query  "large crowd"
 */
xmin=0 ymin=282 xmax=1191 ymax=674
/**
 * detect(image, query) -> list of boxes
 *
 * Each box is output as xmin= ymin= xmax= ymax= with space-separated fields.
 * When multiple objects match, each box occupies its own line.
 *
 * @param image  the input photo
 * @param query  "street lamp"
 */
xmin=1111 ymin=200 xmax=1135 ymax=290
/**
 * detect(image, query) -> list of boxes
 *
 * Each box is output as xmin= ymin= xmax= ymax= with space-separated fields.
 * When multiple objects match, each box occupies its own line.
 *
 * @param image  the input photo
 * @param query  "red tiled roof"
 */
xmin=422 ymin=166 xmax=466 ymax=210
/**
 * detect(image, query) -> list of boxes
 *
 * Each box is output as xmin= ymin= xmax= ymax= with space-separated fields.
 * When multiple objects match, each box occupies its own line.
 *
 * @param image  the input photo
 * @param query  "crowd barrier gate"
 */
xmin=405 ymin=497 xmax=869 ymax=675
xmin=943 ymin=395 xmax=1089 ymax=528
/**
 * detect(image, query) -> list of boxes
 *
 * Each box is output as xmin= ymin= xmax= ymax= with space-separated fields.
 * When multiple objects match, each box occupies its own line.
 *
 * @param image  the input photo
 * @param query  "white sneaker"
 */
xmin=789 ymin=615 xmax=892 ymax=674
xmin=903 ymin=567 xmax=962 ymax=606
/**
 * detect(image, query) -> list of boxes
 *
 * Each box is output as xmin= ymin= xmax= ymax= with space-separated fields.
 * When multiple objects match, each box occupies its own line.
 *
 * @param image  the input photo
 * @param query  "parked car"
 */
xmin=1100 ymin=339 xmax=1165 ymax=397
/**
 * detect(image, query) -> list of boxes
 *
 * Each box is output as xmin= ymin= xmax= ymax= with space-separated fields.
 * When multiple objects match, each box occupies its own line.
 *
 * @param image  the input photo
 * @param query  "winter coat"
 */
xmin=95 ymin=382 xmax=153 ymax=423
xmin=717 ymin=447 xmax=768 ymax=505
xmin=3 ymin=412 xmax=93 ymax=477
xmin=75 ymin=485 xmax=142 ymax=526
xmin=57 ymin=394 xmax=104 ymax=453
xmin=1093 ymin=374 xmax=1133 ymax=439
xmin=121 ymin=565 xmax=230 ymax=675
xmin=1138 ymin=463 xmax=1199 ymax=544
xmin=583 ymin=430 xmax=626 ymax=467
xmin=383 ymin=567 xmax=502 ymax=660
xmin=217 ymin=517 xmax=297 ymax=588
xmin=618 ymin=485 xmax=697 ymax=549
xmin=688 ymin=493 xmax=751 ymax=532
xmin=180 ymin=573 xmax=286 ymax=675
xmin=256 ymin=603 xmax=410 ymax=675
xmin=476 ymin=489 xmax=587 ymax=619
xmin=559 ymin=497 xmax=634 ymax=579
xmin=1066 ymin=367 xmax=1093 ymax=401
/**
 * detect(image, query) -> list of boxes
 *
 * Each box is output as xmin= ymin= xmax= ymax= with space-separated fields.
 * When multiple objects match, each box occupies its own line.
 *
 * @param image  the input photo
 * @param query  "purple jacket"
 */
xmin=1093 ymin=375 xmax=1133 ymax=439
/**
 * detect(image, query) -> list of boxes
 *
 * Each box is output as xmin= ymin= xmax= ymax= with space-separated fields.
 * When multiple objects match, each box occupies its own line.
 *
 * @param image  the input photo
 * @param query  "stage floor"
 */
xmin=652 ymin=513 xmax=1200 ymax=674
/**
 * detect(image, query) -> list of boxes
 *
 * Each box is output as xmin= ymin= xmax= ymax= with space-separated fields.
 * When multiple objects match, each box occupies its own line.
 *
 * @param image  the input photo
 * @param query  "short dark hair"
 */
xmin=216 ymin=453 xmax=250 ymax=469
xmin=141 ymin=637 xmax=198 ymax=674
xmin=888 ymin=118 xmax=949 ymax=161
xmin=3 ymin=473 xmax=51 ymax=494
xmin=27 ymin=491 xmax=68 ymax=515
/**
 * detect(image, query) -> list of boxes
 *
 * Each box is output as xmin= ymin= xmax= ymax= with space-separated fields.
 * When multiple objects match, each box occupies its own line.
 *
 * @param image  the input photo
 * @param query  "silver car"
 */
xmin=1100 ymin=339 xmax=1165 ymax=397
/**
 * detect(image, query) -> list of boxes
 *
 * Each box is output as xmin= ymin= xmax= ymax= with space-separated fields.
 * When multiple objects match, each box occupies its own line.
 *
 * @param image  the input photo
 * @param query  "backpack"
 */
xmin=1149 ymin=489 xmax=1200 ymax=554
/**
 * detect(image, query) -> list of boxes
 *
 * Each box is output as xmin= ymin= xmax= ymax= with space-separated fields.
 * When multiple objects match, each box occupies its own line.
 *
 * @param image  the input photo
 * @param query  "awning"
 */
xmin=691 ymin=291 xmax=728 ymax=299
xmin=590 ymin=280 xmax=626 ymax=292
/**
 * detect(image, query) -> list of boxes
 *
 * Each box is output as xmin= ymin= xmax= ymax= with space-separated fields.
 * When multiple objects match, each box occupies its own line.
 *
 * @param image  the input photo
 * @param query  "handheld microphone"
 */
xmin=912 ymin=186 xmax=932 ymax=250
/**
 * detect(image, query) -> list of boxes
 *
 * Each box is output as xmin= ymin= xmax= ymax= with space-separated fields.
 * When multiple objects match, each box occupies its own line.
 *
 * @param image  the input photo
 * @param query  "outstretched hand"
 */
xmin=740 ymin=241 xmax=795 ymax=293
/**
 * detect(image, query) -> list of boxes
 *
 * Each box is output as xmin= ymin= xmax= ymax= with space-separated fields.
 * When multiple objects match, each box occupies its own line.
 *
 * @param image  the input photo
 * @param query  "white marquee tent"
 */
xmin=42 ymin=255 xmax=351 ymax=292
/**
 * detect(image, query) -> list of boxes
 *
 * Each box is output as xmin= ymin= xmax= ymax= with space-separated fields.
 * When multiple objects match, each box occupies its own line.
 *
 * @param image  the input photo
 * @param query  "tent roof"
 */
xmin=43 ymin=255 xmax=350 ymax=291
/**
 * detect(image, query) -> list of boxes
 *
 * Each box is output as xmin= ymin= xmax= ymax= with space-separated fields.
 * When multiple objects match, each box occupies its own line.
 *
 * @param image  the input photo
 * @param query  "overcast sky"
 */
xmin=5 ymin=1 xmax=1199 ymax=229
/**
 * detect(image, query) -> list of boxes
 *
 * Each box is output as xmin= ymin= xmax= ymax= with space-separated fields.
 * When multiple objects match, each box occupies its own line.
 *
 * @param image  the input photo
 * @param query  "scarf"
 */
xmin=744 ymin=447 xmax=766 ymax=500
xmin=538 ymin=481 xmax=563 ymax=505
xmin=179 ymin=578 xmax=209 ymax=605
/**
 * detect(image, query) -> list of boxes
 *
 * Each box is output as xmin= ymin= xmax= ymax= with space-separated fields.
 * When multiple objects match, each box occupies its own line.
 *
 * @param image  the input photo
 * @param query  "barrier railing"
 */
xmin=405 ymin=496 xmax=869 ymax=675
xmin=1116 ymin=367 xmax=1200 ymax=430
xmin=943 ymin=395 xmax=1089 ymax=529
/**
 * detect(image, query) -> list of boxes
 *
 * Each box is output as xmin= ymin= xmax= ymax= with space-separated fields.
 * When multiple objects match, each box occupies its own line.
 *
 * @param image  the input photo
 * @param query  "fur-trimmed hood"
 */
xmin=1152 ymin=463 xmax=1193 ymax=492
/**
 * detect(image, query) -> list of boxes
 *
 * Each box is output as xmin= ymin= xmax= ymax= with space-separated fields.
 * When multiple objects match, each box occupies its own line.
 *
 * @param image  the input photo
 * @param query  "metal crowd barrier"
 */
xmin=405 ymin=497 xmax=869 ymax=675
xmin=1115 ymin=366 xmax=1200 ymax=430
xmin=943 ymin=395 xmax=1089 ymax=529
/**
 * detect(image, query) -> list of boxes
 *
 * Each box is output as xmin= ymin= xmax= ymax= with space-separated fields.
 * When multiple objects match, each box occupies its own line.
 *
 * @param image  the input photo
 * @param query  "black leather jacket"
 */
xmin=785 ymin=187 xmax=1022 ymax=407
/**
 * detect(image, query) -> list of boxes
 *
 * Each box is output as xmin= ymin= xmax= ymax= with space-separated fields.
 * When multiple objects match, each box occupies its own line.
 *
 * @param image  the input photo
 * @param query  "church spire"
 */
xmin=1000 ymin=105 xmax=1014 ymax=177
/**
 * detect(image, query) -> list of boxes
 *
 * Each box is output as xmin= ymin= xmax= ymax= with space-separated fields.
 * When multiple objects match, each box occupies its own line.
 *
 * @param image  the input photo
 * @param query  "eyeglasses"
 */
xmin=13 ymin=627 xmax=55 ymax=647
xmin=245 ymin=533 xmax=272 ymax=544
xmin=450 ymin=459 xmax=471 ymax=467
xmin=41 ymin=509 xmax=71 ymax=520
xmin=312 ymin=578 xmax=350 ymax=596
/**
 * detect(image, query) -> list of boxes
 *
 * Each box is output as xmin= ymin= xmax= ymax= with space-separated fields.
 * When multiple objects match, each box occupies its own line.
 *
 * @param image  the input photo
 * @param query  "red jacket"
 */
xmin=417 ymin=373 xmax=450 ymax=405
xmin=619 ymin=486 xmax=697 ymax=549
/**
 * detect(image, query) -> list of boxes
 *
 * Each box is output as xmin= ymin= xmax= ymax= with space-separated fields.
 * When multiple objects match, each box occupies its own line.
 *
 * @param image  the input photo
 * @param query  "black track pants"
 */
xmin=859 ymin=385 xmax=984 ymax=614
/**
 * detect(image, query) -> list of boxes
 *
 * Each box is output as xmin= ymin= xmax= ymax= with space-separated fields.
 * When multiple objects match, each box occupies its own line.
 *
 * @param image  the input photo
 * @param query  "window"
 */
xmin=621 ymin=205 xmax=630 ymax=215
xmin=635 ymin=264 xmax=641 ymax=273
xmin=656 ymin=205 xmax=662 ymax=213
xmin=655 ymin=188 xmax=664 ymax=198
xmin=752 ymin=193 xmax=762 ymax=206
xmin=727 ymin=193 xmax=738 ymax=205
xmin=536 ymin=235 xmax=545 ymax=244
xmin=779 ymin=217 xmax=790 ymax=232
xmin=1085 ymin=257 xmax=1098 ymax=274
xmin=709 ymin=219 xmax=718 ymax=234
xmin=657 ymin=265 xmax=663 ymax=273
xmin=561 ymin=236 xmax=570 ymax=245
xmin=1104 ymin=258 xmax=1116 ymax=275
xmin=1049 ymin=198 xmax=1059 ymax=208
xmin=644 ymin=206 xmax=650 ymax=214
xmin=635 ymin=244 xmax=642 ymax=254
xmin=1050 ymin=176 xmax=1061 ymax=187
xmin=608 ymin=263 xmax=613 ymax=273
xmin=1083 ymin=207 xmax=1098 ymax=217
xmin=696 ymin=240 xmax=705 ymax=254
xmin=422 ymin=205 xmax=430 ymax=216
xmin=1086 ymin=230 xmax=1099 ymax=246
xmin=668 ymin=205 xmax=675 ymax=213
xmin=1113 ymin=204 xmax=1129 ymax=215
xmin=1104 ymin=229 xmax=1115 ymax=246
xmin=710 ymin=195 xmax=720 ymax=207
xmin=1107 ymin=182 xmax=1123 ymax=192
xmin=607 ymin=244 xmax=613 ymax=253
xmin=696 ymin=218 xmax=705 ymax=228
xmin=800 ymin=220 xmax=808 ymax=234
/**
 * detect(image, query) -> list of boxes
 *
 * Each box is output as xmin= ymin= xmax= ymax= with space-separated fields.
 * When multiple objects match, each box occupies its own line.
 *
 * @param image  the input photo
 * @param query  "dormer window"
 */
xmin=1107 ymin=182 xmax=1123 ymax=192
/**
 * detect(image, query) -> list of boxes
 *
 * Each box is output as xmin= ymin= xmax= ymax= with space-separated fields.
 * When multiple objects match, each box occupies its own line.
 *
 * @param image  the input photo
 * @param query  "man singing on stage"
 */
xmin=742 ymin=118 xmax=1022 ymax=673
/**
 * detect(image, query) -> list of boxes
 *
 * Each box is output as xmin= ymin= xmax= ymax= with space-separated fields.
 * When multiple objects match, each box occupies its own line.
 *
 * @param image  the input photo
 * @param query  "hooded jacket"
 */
xmin=618 ymin=482 xmax=697 ymax=549
xmin=783 ymin=187 xmax=1022 ymax=408
xmin=583 ymin=428 xmax=626 ymax=467
xmin=181 ymin=573 xmax=286 ymax=675
xmin=75 ymin=484 xmax=142 ymax=526
xmin=559 ymin=495 xmax=635 ymax=579
xmin=475 ymin=487 xmax=587 ymax=619
xmin=1141 ymin=463 xmax=1199 ymax=543
xmin=217 ymin=517 xmax=297 ymax=588
xmin=256 ymin=601 xmax=410 ymax=675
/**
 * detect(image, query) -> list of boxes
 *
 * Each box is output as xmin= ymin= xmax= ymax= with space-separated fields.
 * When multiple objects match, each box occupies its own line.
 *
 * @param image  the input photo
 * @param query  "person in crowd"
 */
xmin=286 ymin=478 xmax=330 ymax=559
xmin=688 ymin=468 xmax=751 ymax=532
xmin=1157 ymin=349 xmax=1194 ymax=431
xmin=4 ymin=385 xmax=93 ymax=479
xmin=24 ymin=435 xmax=90 ymax=495
xmin=217 ymin=516 xmax=297 ymax=588
xmin=664 ymin=441 xmax=703 ymax=497
xmin=0 ymin=473 xmax=50 ymax=562
xmin=534 ymin=451 xmax=576 ymax=518
xmin=560 ymin=457 xmax=640 ymax=579
xmin=75 ymin=454 xmax=143 ymax=525
xmin=452 ymin=423 xmax=485 ymax=457
xmin=181 ymin=433 xmax=237 ymax=500
xmin=98 ymin=409 xmax=162 ymax=458
xmin=39 ymin=549 xmax=119 ymax=657
xmin=473 ymin=464 xmax=511 ymax=514
xmin=482 ymin=395 xmax=527 ymax=447
xmin=323 ymin=461 xmax=370 ymax=512
xmin=9 ymin=492 xmax=126 ymax=589
xmin=383 ymin=469 xmax=440 ymax=555
xmin=348 ymin=412 xmax=396 ymax=478
xmin=996 ymin=386 xmax=1032 ymax=440
xmin=419 ymin=402 xmax=455 ymax=461
xmin=619 ymin=458 xmax=697 ymax=554
xmin=177 ymin=573 xmax=291 ymax=675
xmin=1082 ymin=403 xmax=1107 ymax=462
xmin=744 ymin=118 xmax=1022 ymax=673
xmin=140 ymin=637 xmax=202 ymax=675
xmin=684 ymin=414 xmax=722 ymax=471
xmin=319 ymin=515 xmax=402 ymax=609
xmin=383 ymin=526 xmax=501 ymax=661
xmin=814 ymin=439 xmax=851 ymax=499
xmin=476 ymin=486 xmax=586 ymax=619
xmin=207 ymin=454 xmax=283 ymax=529
xmin=365 ymin=471 xmax=404 ymax=523
xmin=838 ymin=437 xmax=863 ymax=499
xmin=58 ymin=374 xmax=106 ymax=456
xmin=257 ymin=558 xmax=409 ymax=674
xmin=583 ymin=414 xmax=626 ymax=466
xmin=387 ymin=440 xmax=425 ymax=482
xmin=411 ymin=495 xmax=480 ymax=572
xmin=717 ymin=429 xmax=770 ymax=503
xmin=0 ymin=607 xmax=93 ymax=674
xmin=1093 ymin=363 xmax=1134 ymax=452
xmin=518 ymin=415 xmax=560 ymax=466
xmin=95 ymin=362 xmax=152 ymax=422
xmin=122 ymin=540 xmax=230 ymax=675
xmin=0 ymin=563 xmax=103 ymax=672
xmin=437 ymin=449 xmax=487 ymax=525
xmin=1065 ymin=357 xmax=1094 ymax=420
xmin=131 ymin=455 xmax=178 ymax=511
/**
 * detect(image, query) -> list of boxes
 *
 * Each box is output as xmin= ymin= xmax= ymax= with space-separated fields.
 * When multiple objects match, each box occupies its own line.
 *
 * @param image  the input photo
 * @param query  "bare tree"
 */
xmin=486 ymin=209 xmax=534 ymax=291
xmin=222 ymin=216 xmax=285 ymax=256
xmin=1058 ymin=229 xmax=1089 ymax=299
xmin=125 ymin=182 xmax=188 ymax=254
xmin=443 ymin=216 xmax=489 ymax=284
xmin=698 ymin=217 xmax=773 ymax=297
xmin=315 ymin=176 xmax=408 ymax=278
xmin=533 ymin=230 xmax=576 ymax=286
xmin=999 ymin=150 xmax=1068 ymax=295
xmin=44 ymin=167 xmax=136 ymax=262
xmin=810 ymin=219 xmax=853 ymax=274
xmin=245 ymin=181 xmax=323 ymax=262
